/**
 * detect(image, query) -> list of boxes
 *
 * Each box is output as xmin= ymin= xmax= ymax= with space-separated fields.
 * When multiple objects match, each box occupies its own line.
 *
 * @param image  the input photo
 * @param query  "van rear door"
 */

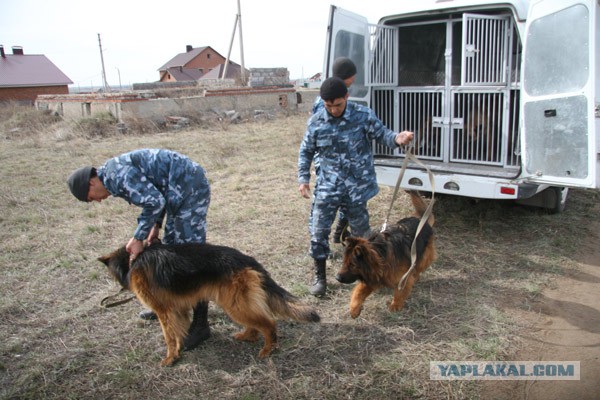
xmin=521 ymin=0 xmax=599 ymax=189
xmin=325 ymin=6 xmax=398 ymax=105
xmin=323 ymin=6 xmax=371 ymax=104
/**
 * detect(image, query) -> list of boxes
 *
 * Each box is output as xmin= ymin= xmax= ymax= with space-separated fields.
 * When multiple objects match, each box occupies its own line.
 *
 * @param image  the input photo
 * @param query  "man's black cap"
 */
xmin=67 ymin=166 xmax=93 ymax=202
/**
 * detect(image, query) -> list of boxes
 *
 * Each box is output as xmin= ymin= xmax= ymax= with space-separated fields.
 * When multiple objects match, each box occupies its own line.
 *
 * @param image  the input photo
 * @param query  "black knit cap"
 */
xmin=319 ymin=77 xmax=348 ymax=101
xmin=332 ymin=57 xmax=357 ymax=80
xmin=67 ymin=166 xmax=94 ymax=202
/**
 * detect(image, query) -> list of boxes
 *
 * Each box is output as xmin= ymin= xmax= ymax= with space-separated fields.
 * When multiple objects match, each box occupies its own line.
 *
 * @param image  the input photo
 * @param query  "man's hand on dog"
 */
xmin=126 ymin=237 xmax=144 ymax=263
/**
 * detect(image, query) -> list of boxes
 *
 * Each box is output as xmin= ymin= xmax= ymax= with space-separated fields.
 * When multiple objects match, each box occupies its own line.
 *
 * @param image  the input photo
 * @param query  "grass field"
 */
xmin=0 ymin=109 xmax=598 ymax=399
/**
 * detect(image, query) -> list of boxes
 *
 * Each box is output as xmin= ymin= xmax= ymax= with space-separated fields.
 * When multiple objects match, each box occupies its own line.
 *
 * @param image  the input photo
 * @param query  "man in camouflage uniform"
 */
xmin=298 ymin=77 xmax=414 ymax=296
xmin=67 ymin=148 xmax=211 ymax=350
xmin=312 ymin=57 xmax=358 ymax=244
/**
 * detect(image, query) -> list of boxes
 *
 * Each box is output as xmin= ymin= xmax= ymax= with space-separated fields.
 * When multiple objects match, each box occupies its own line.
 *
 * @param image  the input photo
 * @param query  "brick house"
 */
xmin=0 ymin=45 xmax=72 ymax=105
xmin=158 ymin=45 xmax=245 ymax=82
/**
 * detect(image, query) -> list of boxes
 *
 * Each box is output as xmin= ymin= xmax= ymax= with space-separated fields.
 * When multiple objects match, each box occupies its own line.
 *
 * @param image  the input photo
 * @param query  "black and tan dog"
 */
xmin=336 ymin=191 xmax=436 ymax=318
xmin=98 ymin=243 xmax=320 ymax=366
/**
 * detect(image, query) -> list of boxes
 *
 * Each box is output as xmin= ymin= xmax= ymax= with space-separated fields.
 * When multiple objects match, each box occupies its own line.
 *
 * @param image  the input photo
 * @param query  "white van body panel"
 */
xmin=521 ymin=0 xmax=598 ymax=188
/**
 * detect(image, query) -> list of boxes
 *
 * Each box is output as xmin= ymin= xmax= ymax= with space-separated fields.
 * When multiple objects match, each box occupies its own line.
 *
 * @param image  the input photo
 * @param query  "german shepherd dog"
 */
xmin=335 ymin=191 xmax=436 ymax=318
xmin=463 ymin=103 xmax=500 ymax=162
xmin=98 ymin=243 xmax=320 ymax=366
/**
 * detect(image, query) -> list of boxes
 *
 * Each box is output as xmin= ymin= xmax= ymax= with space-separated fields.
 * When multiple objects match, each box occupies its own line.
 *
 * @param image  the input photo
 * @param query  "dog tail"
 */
xmin=408 ymin=190 xmax=435 ymax=227
xmin=262 ymin=276 xmax=320 ymax=323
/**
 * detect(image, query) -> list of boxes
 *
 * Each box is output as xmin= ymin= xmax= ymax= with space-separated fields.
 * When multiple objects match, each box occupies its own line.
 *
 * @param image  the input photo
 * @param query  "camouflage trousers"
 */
xmin=309 ymin=193 xmax=370 ymax=260
xmin=162 ymin=176 xmax=211 ymax=245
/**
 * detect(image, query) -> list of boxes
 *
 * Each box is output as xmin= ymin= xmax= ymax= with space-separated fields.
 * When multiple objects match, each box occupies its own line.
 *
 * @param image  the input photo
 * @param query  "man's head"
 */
xmin=332 ymin=57 xmax=357 ymax=87
xmin=320 ymin=77 xmax=348 ymax=118
xmin=67 ymin=166 xmax=110 ymax=202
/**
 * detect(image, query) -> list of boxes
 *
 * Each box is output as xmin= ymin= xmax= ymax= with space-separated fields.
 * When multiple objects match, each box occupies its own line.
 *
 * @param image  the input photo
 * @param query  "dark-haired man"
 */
xmin=298 ymin=77 xmax=414 ymax=296
xmin=67 ymin=148 xmax=211 ymax=350
xmin=312 ymin=57 xmax=359 ymax=243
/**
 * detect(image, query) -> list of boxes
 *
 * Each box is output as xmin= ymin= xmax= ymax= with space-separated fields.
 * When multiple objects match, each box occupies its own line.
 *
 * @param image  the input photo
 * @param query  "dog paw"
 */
xmin=350 ymin=307 xmax=362 ymax=319
xmin=388 ymin=302 xmax=405 ymax=312
xmin=160 ymin=356 xmax=177 ymax=367
xmin=258 ymin=345 xmax=276 ymax=358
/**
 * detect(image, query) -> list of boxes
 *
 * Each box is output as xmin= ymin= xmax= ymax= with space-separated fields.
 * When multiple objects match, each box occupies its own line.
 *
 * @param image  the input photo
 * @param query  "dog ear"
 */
xmin=350 ymin=240 xmax=366 ymax=260
xmin=344 ymin=236 xmax=359 ymax=249
xmin=97 ymin=255 xmax=110 ymax=266
xmin=351 ymin=240 xmax=386 ymax=281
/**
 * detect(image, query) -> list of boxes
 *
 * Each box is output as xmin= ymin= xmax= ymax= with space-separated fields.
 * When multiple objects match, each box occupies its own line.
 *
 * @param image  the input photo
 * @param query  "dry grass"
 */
xmin=0 ymin=110 xmax=598 ymax=399
xmin=0 ymin=103 xmax=62 ymax=140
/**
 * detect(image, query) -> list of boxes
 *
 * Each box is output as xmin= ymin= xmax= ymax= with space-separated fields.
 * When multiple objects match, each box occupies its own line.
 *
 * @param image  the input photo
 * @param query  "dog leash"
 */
xmin=100 ymin=288 xmax=136 ymax=308
xmin=380 ymin=146 xmax=436 ymax=291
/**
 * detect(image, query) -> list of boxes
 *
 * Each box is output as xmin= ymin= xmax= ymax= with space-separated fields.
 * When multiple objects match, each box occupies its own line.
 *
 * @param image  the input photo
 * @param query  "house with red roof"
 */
xmin=0 ymin=45 xmax=72 ymax=104
xmin=158 ymin=45 xmax=245 ymax=83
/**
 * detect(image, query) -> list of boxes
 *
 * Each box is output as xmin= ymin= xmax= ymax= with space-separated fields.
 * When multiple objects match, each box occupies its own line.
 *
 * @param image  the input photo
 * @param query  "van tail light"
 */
xmin=500 ymin=186 xmax=516 ymax=195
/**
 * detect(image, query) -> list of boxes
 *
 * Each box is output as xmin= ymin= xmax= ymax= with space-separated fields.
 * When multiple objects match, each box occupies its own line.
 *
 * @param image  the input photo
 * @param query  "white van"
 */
xmin=324 ymin=0 xmax=599 ymax=212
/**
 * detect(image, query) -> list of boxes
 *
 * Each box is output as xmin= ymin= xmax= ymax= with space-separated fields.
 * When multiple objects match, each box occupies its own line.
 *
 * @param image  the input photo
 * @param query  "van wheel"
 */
xmin=547 ymin=186 xmax=569 ymax=214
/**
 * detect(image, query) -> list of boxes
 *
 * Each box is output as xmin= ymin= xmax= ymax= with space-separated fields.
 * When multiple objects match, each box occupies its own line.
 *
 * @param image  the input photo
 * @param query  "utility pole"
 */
xmin=237 ymin=0 xmax=246 ymax=85
xmin=116 ymin=67 xmax=122 ymax=90
xmin=97 ymin=33 xmax=110 ymax=92
xmin=222 ymin=0 xmax=246 ymax=85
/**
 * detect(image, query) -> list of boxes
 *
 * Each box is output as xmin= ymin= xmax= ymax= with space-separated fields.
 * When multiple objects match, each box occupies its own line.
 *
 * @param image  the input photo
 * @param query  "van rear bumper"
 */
xmin=375 ymin=165 xmax=543 ymax=200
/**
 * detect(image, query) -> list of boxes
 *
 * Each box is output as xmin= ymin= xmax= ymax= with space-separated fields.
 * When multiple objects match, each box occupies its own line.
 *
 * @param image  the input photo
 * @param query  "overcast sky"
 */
xmin=1 ymin=0 xmax=400 ymax=88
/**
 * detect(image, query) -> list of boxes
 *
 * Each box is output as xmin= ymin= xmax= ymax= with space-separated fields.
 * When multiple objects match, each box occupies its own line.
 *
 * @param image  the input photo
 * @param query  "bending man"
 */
xmin=67 ymin=148 xmax=211 ymax=350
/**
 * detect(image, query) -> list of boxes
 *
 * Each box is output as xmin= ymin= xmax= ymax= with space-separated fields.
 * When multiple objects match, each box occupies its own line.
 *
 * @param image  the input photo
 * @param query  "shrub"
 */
xmin=73 ymin=112 xmax=118 ymax=138
xmin=0 ymin=103 xmax=62 ymax=138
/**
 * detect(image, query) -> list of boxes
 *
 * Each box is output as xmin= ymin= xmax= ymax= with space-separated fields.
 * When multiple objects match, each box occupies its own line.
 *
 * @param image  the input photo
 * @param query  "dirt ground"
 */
xmin=482 ymin=202 xmax=600 ymax=399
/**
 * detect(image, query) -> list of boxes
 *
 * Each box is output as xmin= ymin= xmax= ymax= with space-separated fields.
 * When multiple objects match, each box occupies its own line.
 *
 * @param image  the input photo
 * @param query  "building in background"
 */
xmin=158 ymin=45 xmax=245 ymax=83
xmin=0 ymin=45 xmax=73 ymax=105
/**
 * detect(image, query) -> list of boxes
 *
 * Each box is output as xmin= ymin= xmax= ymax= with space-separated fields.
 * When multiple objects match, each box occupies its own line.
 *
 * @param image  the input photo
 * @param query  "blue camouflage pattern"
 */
xmin=311 ymin=95 xmax=347 ymax=229
xmin=298 ymin=102 xmax=400 ymax=260
xmin=312 ymin=95 xmax=324 ymax=114
xmin=97 ymin=149 xmax=210 ymax=244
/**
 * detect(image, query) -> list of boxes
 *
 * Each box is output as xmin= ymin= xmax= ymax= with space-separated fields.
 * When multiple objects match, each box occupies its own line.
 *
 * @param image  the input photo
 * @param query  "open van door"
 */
xmin=521 ymin=0 xmax=599 ymax=189
xmin=324 ymin=6 xmax=370 ymax=105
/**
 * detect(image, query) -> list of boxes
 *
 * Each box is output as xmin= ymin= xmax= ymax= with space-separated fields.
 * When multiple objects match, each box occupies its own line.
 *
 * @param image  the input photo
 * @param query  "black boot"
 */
xmin=183 ymin=301 xmax=210 ymax=351
xmin=309 ymin=258 xmax=327 ymax=296
xmin=139 ymin=309 xmax=157 ymax=320
xmin=332 ymin=217 xmax=349 ymax=244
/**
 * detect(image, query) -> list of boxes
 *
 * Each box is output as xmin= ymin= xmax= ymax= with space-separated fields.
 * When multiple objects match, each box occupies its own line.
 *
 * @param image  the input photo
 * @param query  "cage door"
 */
xmin=461 ymin=14 xmax=511 ymax=86
xmin=368 ymin=24 xmax=397 ymax=86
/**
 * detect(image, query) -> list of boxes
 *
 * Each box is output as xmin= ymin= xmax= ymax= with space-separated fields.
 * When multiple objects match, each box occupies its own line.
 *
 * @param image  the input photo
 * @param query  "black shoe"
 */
xmin=309 ymin=259 xmax=327 ymax=297
xmin=139 ymin=309 xmax=157 ymax=320
xmin=309 ymin=276 xmax=327 ymax=296
xmin=183 ymin=326 xmax=211 ymax=351
xmin=183 ymin=301 xmax=211 ymax=351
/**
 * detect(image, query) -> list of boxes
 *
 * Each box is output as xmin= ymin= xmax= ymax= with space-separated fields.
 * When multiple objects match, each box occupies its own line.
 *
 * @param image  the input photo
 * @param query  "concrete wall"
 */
xmin=249 ymin=68 xmax=290 ymax=87
xmin=36 ymin=88 xmax=320 ymax=123
xmin=132 ymin=79 xmax=236 ymax=91
xmin=122 ymin=89 xmax=318 ymax=121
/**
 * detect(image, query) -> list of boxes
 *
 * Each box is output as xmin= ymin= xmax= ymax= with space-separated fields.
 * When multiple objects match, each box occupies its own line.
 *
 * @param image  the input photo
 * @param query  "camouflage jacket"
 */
xmin=298 ymin=102 xmax=399 ymax=203
xmin=97 ymin=149 xmax=208 ymax=240
xmin=312 ymin=95 xmax=324 ymax=114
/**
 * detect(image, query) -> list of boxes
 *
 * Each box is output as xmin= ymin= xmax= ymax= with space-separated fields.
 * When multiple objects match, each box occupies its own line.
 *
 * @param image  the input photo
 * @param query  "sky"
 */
xmin=1 ymin=0 xmax=401 ymax=89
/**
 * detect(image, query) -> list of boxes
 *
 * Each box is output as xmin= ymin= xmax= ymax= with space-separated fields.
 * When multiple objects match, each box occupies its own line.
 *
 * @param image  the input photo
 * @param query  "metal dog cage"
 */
xmin=369 ymin=13 xmax=522 ymax=171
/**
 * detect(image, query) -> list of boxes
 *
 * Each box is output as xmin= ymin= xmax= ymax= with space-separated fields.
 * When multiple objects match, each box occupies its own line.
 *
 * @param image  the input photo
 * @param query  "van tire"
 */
xmin=547 ymin=186 xmax=569 ymax=214
xmin=515 ymin=186 xmax=568 ymax=213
